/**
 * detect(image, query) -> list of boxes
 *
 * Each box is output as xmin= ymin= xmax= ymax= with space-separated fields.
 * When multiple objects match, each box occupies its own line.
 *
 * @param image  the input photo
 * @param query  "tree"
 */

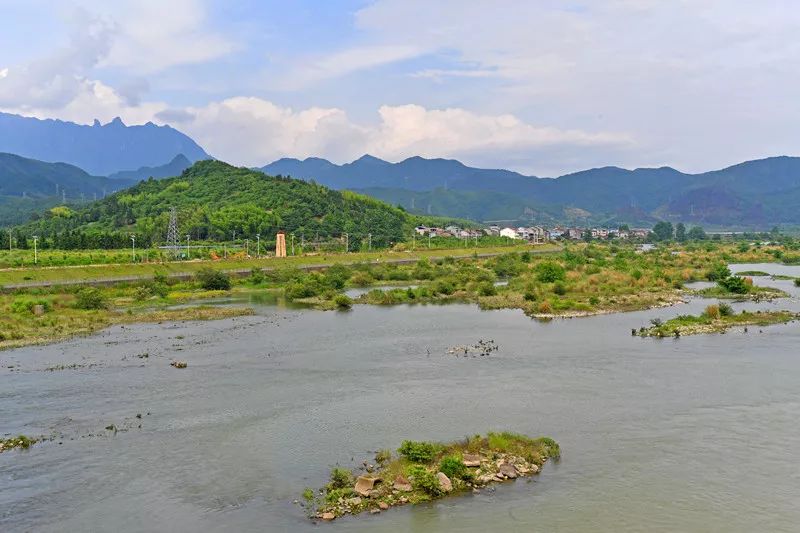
xmin=687 ymin=226 xmax=706 ymax=240
xmin=652 ymin=221 xmax=674 ymax=242
xmin=675 ymin=222 xmax=686 ymax=242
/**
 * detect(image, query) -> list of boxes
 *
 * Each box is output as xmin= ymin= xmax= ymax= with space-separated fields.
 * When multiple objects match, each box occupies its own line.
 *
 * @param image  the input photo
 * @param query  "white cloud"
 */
xmin=0 ymin=68 xmax=8 ymax=79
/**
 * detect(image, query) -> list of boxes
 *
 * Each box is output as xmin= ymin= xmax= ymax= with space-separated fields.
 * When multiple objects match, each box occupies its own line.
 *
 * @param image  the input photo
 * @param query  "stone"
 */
xmin=529 ymin=464 xmax=539 ymax=474
xmin=436 ymin=472 xmax=453 ymax=492
xmin=354 ymin=475 xmax=380 ymax=497
xmin=170 ymin=361 xmax=187 ymax=369
xmin=399 ymin=496 xmax=409 ymax=504
xmin=462 ymin=454 xmax=482 ymax=467
xmin=321 ymin=512 xmax=335 ymax=521
xmin=368 ymin=490 xmax=380 ymax=499
xmin=370 ymin=508 xmax=381 ymax=514
xmin=378 ymin=502 xmax=389 ymax=510
xmin=346 ymin=497 xmax=362 ymax=506
xmin=393 ymin=475 xmax=412 ymax=492
xmin=499 ymin=463 xmax=518 ymax=479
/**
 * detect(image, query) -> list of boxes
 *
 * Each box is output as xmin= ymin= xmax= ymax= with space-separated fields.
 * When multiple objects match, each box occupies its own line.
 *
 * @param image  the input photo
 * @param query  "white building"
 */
xmin=500 ymin=227 xmax=519 ymax=239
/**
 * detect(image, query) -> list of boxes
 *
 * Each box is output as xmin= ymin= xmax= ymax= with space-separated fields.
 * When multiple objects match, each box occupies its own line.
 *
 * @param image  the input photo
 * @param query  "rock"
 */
xmin=321 ymin=512 xmax=335 ymax=521
xmin=462 ymin=453 xmax=482 ymax=467
xmin=436 ymin=472 xmax=453 ymax=492
xmin=370 ymin=508 xmax=381 ymax=514
xmin=378 ymin=502 xmax=389 ymax=510
xmin=354 ymin=475 xmax=380 ymax=497
xmin=368 ymin=490 xmax=380 ymax=499
xmin=346 ymin=497 xmax=362 ymax=506
xmin=393 ymin=475 xmax=412 ymax=492
xmin=479 ymin=473 xmax=495 ymax=483
xmin=499 ymin=463 xmax=518 ymax=479
xmin=399 ymin=496 xmax=408 ymax=504
xmin=529 ymin=464 xmax=539 ymax=474
xmin=472 ymin=488 xmax=481 ymax=494
xmin=170 ymin=361 xmax=187 ymax=369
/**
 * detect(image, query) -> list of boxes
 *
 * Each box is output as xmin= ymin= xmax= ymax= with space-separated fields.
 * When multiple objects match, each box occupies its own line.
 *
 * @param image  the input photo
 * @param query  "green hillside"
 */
xmin=16 ymin=160 xmax=419 ymax=248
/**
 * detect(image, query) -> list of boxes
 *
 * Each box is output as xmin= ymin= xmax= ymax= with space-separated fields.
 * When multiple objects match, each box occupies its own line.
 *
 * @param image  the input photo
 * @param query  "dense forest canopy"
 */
xmin=15 ymin=160 xmax=421 ymax=249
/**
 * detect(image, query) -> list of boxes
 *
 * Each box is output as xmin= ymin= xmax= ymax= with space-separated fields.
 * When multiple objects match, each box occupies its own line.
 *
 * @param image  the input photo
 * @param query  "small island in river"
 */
xmin=305 ymin=432 xmax=559 ymax=521
xmin=636 ymin=303 xmax=799 ymax=337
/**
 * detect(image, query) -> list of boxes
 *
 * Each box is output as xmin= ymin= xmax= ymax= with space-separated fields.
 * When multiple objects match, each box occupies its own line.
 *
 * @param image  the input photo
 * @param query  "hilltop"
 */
xmin=0 ymin=112 xmax=209 ymax=176
xmin=17 ymin=160 xmax=417 ymax=248
xmin=264 ymin=154 xmax=800 ymax=227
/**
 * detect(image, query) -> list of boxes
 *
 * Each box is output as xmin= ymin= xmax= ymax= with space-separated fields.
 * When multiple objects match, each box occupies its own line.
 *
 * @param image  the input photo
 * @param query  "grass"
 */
xmin=308 ymin=432 xmax=559 ymax=521
xmin=0 ymin=434 xmax=37 ymax=453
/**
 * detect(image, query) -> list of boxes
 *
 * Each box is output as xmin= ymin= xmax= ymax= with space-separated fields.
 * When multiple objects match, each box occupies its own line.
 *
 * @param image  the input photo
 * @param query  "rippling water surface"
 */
xmin=2 ymin=263 xmax=799 ymax=532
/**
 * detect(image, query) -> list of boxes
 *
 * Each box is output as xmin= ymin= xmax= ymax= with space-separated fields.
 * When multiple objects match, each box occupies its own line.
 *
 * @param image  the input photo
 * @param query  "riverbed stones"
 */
xmin=393 ymin=475 xmax=412 ymax=492
xmin=346 ymin=497 xmax=362 ymax=506
xmin=354 ymin=475 xmax=380 ymax=496
xmin=321 ymin=512 xmax=335 ymax=521
xmin=436 ymin=472 xmax=453 ymax=492
xmin=378 ymin=501 xmax=389 ymax=510
xmin=499 ymin=463 xmax=518 ymax=479
xmin=462 ymin=453 xmax=482 ymax=467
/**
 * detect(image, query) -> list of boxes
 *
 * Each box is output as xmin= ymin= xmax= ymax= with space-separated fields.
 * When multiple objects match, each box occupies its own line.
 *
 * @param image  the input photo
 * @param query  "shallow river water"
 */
xmin=2 ymin=264 xmax=800 ymax=532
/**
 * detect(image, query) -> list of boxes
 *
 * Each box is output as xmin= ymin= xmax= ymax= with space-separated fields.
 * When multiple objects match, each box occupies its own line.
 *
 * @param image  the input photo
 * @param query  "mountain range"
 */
xmin=0 ymin=112 xmax=208 ymax=176
xmin=263 ymin=155 xmax=800 ymax=227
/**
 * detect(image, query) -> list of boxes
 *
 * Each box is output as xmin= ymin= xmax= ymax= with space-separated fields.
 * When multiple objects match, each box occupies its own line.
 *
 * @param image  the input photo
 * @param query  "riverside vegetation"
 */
xmin=305 ymin=432 xmax=560 ymax=521
xmin=636 ymin=303 xmax=799 ymax=337
xmin=2 ymin=240 xmax=797 ymax=349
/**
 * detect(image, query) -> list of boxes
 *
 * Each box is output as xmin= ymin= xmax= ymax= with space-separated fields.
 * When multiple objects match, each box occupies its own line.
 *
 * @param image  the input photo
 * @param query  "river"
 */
xmin=2 ymin=264 xmax=799 ymax=532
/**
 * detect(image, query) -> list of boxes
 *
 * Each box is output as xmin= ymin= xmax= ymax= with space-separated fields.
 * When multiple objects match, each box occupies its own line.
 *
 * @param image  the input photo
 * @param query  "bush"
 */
xmin=552 ymin=281 xmax=567 ymax=295
xmin=536 ymin=261 xmax=566 ymax=283
xmin=439 ymin=455 xmax=469 ymax=480
xmin=795 ymin=278 xmax=800 ymax=287
xmin=718 ymin=276 xmax=749 ymax=294
xmin=325 ymin=264 xmax=351 ymax=290
xmin=249 ymin=268 xmax=266 ymax=284
xmin=537 ymin=301 xmax=553 ymax=314
xmin=375 ymin=449 xmax=392 ymax=464
xmin=333 ymin=294 xmax=353 ymax=309
xmin=349 ymin=271 xmax=374 ymax=287
xmin=704 ymin=304 xmax=720 ymax=319
xmin=407 ymin=465 xmax=444 ymax=496
xmin=706 ymin=263 xmax=732 ymax=281
xmin=398 ymin=440 xmax=441 ymax=463
xmin=477 ymin=282 xmax=497 ymax=296
xmin=196 ymin=268 xmax=232 ymax=290
xmin=328 ymin=467 xmax=354 ymax=490
xmin=11 ymin=297 xmax=51 ymax=314
xmin=74 ymin=287 xmax=107 ymax=310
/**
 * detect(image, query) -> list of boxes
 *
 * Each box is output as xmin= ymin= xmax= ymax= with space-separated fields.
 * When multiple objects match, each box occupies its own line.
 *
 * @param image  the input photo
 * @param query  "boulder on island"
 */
xmin=354 ymin=475 xmax=380 ymax=497
xmin=393 ymin=475 xmax=412 ymax=492
xmin=436 ymin=472 xmax=453 ymax=492
xmin=462 ymin=454 xmax=482 ymax=467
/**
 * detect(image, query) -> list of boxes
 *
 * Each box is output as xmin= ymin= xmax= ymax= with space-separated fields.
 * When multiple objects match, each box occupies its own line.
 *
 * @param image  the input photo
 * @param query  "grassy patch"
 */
xmin=637 ymin=307 xmax=798 ymax=337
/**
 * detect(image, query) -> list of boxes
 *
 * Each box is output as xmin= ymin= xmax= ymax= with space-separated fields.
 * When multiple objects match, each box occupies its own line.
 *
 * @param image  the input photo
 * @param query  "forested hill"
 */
xmin=17 ymin=160 xmax=415 ymax=248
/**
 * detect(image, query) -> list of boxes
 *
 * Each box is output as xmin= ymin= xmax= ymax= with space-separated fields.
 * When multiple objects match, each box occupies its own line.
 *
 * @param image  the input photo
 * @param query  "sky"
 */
xmin=0 ymin=0 xmax=798 ymax=176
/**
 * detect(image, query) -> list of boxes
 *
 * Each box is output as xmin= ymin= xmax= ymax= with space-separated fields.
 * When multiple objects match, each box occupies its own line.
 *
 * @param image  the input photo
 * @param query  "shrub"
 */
xmin=477 ymin=282 xmax=497 ymax=296
xmin=349 ymin=271 xmax=374 ymax=287
xmin=706 ymin=263 xmax=732 ymax=281
xmin=333 ymin=294 xmax=353 ymax=309
xmin=74 ymin=288 xmax=107 ymax=310
xmin=552 ymin=281 xmax=567 ymax=295
xmin=439 ymin=455 xmax=469 ymax=480
xmin=133 ymin=286 xmax=152 ymax=301
xmin=537 ymin=301 xmax=553 ymax=314
xmin=718 ymin=302 xmax=734 ymax=316
xmin=285 ymin=278 xmax=319 ymax=300
xmin=407 ymin=465 xmax=444 ymax=496
xmin=398 ymin=440 xmax=441 ymax=463
xmin=794 ymin=278 xmax=800 ymax=287
xmin=589 ymin=296 xmax=600 ymax=306
xmin=704 ymin=304 xmax=720 ymax=319
xmin=249 ymin=268 xmax=266 ymax=284
xmin=375 ymin=449 xmax=392 ymax=464
xmin=328 ymin=467 xmax=354 ymax=490
xmin=11 ymin=297 xmax=51 ymax=314
xmin=432 ymin=279 xmax=456 ymax=295
xmin=536 ymin=261 xmax=566 ymax=283
xmin=718 ymin=276 xmax=749 ymax=294
xmin=196 ymin=268 xmax=232 ymax=290
xmin=325 ymin=264 xmax=351 ymax=289
xmin=523 ymin=291 xmax=537 ymax=302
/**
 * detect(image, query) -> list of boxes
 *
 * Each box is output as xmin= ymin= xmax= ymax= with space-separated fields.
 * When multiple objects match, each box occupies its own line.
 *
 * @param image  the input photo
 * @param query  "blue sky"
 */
xmin=1 ymin=0 xmax=799 ymax=176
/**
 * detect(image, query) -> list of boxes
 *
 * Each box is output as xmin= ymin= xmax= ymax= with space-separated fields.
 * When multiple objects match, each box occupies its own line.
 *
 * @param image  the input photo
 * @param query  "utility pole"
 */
xmin=428 ymin=233 xmax=431 ymax=248
xmin=256 ymin=234 xmax=260 ymax=258
xmin=32 ymin=235 xmax=38 ymax=265
xmin=8 ymin=230 xmax=12 ymax=251
xmin=245 ymin=238 xmax=250 ymax=256
xmin=62 ymin=190 xmax=66 ymax=203
xmin=186 ymin=234 xmax=190 ymax=259
xmin=344 ymin=233 xmax=349 ymax=253
xmin=368 ymin=233 xmax=372 ymax=251
xmin=130 ymin=234 xmax=136 ymax=263
xmin=291 ymin=233 xmax=295 ymax=256
xmin=412 ymin=233 xmax=416 ymax=249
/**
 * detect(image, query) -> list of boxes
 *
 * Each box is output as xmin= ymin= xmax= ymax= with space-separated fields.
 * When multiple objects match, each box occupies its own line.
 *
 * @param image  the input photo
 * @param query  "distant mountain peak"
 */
xmin=353 ymin=154 xmax=388 ymax=165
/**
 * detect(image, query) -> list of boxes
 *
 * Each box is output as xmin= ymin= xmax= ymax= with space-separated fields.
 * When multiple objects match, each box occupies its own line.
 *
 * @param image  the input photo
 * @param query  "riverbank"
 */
xmin=308 ymin=433 xmax=559 ymax=521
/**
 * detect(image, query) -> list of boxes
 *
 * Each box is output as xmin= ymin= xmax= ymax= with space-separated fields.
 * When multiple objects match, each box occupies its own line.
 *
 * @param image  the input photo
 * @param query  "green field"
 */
xmin=0 ymin=243 xmax=552 ymax=288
